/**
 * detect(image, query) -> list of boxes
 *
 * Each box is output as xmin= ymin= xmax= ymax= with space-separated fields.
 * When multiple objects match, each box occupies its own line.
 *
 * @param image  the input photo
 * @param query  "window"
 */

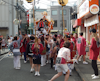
xmin=54 ymin=20 xmax=57 ymax=27
xmin=60 ymin=20 xmax=66 ymax=27
xmin=60 ymin=10 xmax=66 ymax=15
xmin=52 ymin=10 xmax=57 ymax=15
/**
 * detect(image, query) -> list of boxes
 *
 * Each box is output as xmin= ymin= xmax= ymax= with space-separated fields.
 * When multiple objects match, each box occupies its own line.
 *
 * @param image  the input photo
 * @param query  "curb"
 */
xmin=0 ymin=52 xmax=9 ymax=56
xmin=74 ymin=64 xmax=89 ymax=81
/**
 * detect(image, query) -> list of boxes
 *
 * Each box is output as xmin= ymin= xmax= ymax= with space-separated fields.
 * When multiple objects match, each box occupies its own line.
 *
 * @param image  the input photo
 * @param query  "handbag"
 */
xmin=85 ymin=46 xmax=89 ymax=52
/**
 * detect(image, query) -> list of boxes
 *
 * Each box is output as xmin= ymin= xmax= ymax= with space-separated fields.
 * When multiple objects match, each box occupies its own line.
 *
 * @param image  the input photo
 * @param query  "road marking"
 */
xmin=0 ymin=54 xmax=8 ymax=61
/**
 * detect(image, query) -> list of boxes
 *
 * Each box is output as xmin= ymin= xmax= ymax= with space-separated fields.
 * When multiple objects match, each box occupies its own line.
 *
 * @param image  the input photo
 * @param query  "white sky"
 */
xmin=23 ymin=0 xmax=77 ymax=9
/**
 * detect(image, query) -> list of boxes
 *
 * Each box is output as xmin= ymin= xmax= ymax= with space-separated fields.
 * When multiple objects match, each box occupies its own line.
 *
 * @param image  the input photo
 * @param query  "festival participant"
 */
xmin=7 ymin=36 xmax=12 ymax=56
xmin=1 ymin=37 xmax=6 ymax=51
xmin=70 ymin=33 xmax=77 ymax=58
xmin=41 ymin=36 xmax=46 ymax=66
xmin=48 ymin=34 xmax=54 ymax=63
xmin=49 ymin=38 xmax=59 ymax=68
xmin=57 ymin=35 xmax=61 ymax=45
xmin=45 ymin=34 xmax=50 ymax=63
xmin=60 ymin=34 xmax=64 ymax=45
xmin=26 ymin=36 xmax=35 ymax=73
xmin=76 ymin=32 xmax=88 ymax=64
xmin=37 ymin=19 xmax=46 ymax=32
xmin=9 ymin=31 xmax=22 ymax=69
xmin=89 ymin=28 xmax=99 ymax=79
xmin=20 ymin=34 xmax=27 ymax=63
xmin=31 ymin=38 xmax=43 ymax=76
xmin=0 ymin=35 xmax=2 ymax=52
xmin=70 ymin=33 xmax=76 ymax=43
xmin=66 ymin=35 xmax=74 ymax=76
xmin=10 ymin=35 xmax=13 ymax=41
xmin=60 ymin=35 xmax=74 ymax=75
xmin=60 ymin=35 xmax=74 ymax=59
xmin=48 ymin=42 xmax=73 ymax=81
xmin=60 ymin=35 xmax=68 ymax=48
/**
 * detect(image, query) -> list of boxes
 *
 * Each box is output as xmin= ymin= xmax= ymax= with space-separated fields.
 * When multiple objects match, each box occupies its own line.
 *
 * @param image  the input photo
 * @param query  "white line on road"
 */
xmin=0 ymin=54 xmax=8 ymax=61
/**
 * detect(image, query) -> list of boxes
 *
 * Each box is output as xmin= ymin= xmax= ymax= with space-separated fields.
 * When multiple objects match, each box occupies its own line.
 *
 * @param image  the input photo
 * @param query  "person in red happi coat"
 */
xmin=20 ymin=34 xmax=28 ymax=63
xmin=89 ymin=28 xmax=99 ymax=79
xmin=31 ymin=38 xmax=43 ymax=76
xmin=76 ymin=32 xmax=88 ymax=64
xmin=70 ymin=33 xmax=77 ymax=58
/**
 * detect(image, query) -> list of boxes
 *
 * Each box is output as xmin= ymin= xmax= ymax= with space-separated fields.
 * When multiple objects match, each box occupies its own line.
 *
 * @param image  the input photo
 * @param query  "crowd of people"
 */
xmin=0 ymin=27 xmax=99 ymax=81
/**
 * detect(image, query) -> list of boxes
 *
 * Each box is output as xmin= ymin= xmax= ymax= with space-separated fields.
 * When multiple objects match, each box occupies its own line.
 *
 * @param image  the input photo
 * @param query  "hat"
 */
xmin=91 ymin=28 xmax=96 ymax=33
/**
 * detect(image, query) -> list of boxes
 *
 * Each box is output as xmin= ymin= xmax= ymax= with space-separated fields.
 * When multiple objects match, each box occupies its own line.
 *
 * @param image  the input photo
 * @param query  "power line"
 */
xmin=1 ymin=0 xmax=16 ymax=7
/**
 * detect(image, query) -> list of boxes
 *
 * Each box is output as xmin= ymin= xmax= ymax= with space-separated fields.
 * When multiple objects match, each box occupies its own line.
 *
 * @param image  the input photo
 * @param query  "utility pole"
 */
xmin=12 ymin=0 xmax=14 ymax=36
xmin=16 ymin=0 xmax=19 ymax=35
xmin=62 ymin=6 xmax=64 ymax=36
xmin=33 ymin=0 xmax=36 ymax=36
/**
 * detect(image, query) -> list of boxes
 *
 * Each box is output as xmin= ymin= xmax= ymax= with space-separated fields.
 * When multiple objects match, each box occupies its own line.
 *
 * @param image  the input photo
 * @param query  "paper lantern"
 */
xmin=26 ymin=0 xmax=34 ymax=3
xmin=58 ymin=0 xmax=68 ymax=6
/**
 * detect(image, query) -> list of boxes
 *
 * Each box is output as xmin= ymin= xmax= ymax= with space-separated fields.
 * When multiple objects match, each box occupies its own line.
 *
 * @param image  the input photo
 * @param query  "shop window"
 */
xmin=54 ymin=20 xmax=57 ymax=27
xmin=52 ymin=10 xmax=57 ymax=15
xmin=60 ymin=10 xmax=66 ymax=15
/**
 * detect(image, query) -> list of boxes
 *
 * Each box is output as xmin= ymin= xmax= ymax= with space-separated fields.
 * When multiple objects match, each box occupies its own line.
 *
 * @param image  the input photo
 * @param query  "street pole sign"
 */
xmin=26 ymin=0 xmax=34 ymax=3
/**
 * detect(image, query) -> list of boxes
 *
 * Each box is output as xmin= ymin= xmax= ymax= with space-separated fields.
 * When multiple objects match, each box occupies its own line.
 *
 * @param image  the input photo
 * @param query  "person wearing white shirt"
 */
xmin=10 ymin=35 xmax=13 ymax=41
xmin=49 ymin=42 xmax=73 ymax=81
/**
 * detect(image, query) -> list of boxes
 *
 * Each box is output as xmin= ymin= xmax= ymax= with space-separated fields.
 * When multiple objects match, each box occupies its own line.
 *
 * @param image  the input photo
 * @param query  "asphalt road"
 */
xmin=0 ymin=54 xmax=82 ymax=81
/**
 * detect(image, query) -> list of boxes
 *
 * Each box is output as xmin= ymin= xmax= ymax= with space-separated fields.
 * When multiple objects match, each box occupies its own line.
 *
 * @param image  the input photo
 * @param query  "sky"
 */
xmin=23 ymin=0 xmax=77 ymax=9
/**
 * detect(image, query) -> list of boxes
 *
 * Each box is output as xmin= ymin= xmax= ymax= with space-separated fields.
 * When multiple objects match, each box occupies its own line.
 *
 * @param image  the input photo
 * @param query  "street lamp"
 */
xmin=58 ymin=0 xmax=68 ymax=35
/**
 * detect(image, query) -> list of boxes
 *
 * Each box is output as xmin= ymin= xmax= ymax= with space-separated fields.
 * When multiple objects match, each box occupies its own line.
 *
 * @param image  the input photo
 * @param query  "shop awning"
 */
xmin=50 ymin=30 xmax=58 ymax=32
xmin=73 ymin=19 xmax=81 ymax=28
xmin=84 ymin=14 xmax=99 ymax=27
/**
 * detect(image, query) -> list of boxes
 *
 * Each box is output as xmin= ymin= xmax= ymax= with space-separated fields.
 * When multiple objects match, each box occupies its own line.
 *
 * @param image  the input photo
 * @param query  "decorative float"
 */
xmin=35 ymin=11 xmax=54 ymax=36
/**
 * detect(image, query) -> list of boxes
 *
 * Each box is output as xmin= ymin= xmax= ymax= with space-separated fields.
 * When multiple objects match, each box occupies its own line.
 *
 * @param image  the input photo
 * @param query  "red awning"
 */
xmin=73 ymin=19 xmax=81 ymax=28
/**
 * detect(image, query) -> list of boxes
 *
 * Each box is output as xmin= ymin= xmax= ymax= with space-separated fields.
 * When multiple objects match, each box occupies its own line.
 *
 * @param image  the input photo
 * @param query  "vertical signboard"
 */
xmin=27 ymin=10 xmax=29 ymax=27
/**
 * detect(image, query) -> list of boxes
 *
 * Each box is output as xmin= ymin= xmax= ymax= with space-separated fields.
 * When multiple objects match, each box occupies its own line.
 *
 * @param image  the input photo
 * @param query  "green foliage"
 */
xmin=86 ymin=41 xmax=90 ymax=45
xmin=72 ymin=31 xmax=77 ymax=34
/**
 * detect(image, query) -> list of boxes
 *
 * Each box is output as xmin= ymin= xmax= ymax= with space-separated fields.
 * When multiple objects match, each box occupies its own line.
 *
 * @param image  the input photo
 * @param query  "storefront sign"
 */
xmin=79 ymin=0 xmax=89 ymax=18
xmin=90 ymin=4 xmax=99 ymax=14
xmin=84 ymin=15 xmax=99 ymax=27
xmin=73 ymin=19 xmax=81 ymax=28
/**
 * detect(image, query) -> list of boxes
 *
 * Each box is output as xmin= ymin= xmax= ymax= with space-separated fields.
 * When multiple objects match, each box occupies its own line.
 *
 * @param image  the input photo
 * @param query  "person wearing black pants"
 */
xmin=50 ymin=58 xmax=53 ymax=68
xmin=92 ymin=60 xmax=98 ymax=76
xmin=89 ymin=28 xmax=99 ymax=79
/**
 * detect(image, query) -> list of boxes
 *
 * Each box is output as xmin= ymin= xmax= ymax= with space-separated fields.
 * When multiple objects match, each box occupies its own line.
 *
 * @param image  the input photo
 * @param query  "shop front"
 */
xmin=78 ymin=0 xmax=100 ymax=62
xmin=73 ymin=19 xmax=82 ymax=37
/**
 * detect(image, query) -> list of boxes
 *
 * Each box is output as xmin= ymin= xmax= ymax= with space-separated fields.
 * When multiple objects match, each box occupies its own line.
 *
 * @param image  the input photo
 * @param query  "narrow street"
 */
xmin=0 ymin=53 xmax=82 ymax=81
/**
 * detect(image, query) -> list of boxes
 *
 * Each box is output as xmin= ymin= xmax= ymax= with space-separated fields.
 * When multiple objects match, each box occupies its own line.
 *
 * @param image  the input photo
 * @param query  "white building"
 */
xmin=0 ymin=0 xmax=23 ymax=38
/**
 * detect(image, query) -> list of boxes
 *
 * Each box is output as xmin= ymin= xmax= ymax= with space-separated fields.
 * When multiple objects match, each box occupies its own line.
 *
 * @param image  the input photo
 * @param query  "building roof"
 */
xmin=35 ymin=9 xmax=47 ymax=12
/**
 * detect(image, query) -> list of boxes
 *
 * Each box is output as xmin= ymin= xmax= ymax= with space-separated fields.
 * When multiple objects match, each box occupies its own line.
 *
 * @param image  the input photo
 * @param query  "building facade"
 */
xmin=0 ymin=0 xmax=17 ymax=38
xmin=50 ymin=6 xmax=71 ymax=34
xmin=76 ymin=0 xmax=100 ymax=62
xmin=0 ymin=0 xmax=26 ymax=38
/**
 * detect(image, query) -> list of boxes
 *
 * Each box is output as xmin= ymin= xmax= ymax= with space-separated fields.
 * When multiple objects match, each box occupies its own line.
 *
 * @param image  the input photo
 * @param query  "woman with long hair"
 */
xmin=89 ymin=28 xmax=99 ymax=79
xmin=31 ymin=38 xmax=43 ymax=76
